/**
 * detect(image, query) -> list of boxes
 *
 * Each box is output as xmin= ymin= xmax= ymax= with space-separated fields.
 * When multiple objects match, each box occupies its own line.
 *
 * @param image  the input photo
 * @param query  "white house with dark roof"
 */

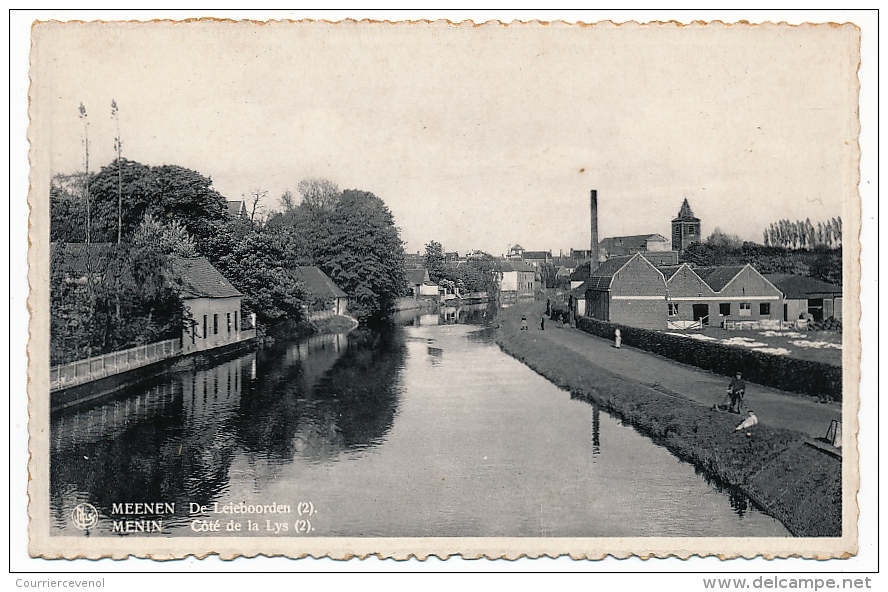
xmin=172 ymin=257 xmax=254 ymax=353
xmin=290 ymin=266 xmax=349 ymax=321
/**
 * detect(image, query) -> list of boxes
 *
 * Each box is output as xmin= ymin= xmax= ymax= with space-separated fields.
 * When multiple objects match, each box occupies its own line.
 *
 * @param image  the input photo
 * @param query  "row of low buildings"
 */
xmin=572 ymin=252 xmax=842 ymax=331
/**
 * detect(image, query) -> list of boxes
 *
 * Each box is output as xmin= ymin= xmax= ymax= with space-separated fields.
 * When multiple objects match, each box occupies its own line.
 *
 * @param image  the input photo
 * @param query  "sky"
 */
xmin=31 ymin=19 xmax=858 ymax=256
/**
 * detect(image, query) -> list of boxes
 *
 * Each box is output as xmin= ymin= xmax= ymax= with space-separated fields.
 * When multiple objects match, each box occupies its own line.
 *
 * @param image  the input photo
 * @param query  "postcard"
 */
xmin=27 ymin=17 xmax=861 ymax=560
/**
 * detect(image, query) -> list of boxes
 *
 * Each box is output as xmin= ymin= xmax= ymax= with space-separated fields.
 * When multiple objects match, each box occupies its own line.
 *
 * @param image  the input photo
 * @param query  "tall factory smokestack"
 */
xmin=590 ymin=189 xmax=600 ymax=269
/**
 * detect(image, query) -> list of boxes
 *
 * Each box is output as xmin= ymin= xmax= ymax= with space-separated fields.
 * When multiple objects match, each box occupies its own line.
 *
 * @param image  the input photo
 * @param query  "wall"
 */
xmin=500 ymin=271 xmax=518 ymax=292
xmin=611 ymin=298 xmax=667 ymax=330
xmin=182 ymin=296 xmax=246 ymax=354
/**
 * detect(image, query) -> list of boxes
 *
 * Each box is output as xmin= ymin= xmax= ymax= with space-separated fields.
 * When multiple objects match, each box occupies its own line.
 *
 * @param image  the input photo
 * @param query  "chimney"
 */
xmin=590 ymin=189 xmax=600 ymax=268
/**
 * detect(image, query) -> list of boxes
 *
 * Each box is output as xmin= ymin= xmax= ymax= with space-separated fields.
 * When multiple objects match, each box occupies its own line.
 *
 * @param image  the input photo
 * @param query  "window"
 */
xmin=213 ymin=314 xmax=218 ymax=334
xmin=202 ymin=315 xmax=207 ymax=339
xmin=719 ymin=303 xmax=731 ymax=316
xmin=759 ymin=303 xmax=771 ymax=316
xmin=234 ymin=311 xmax=238 ymax=331
xmin=739 ymin=302 xmax=751 ymax=317
xmin=227 ymin=312 xmax=232 ymax=333
xmin=668 ymin=303 xmax=678 ymax=317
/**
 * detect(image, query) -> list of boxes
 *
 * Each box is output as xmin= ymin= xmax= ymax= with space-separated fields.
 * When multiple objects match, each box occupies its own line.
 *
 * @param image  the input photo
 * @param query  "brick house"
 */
xmin=582 ymin=254 xmax=668 ymax=330
xmin=690 ymin=265 xmax=783 ymax=327
xmin=172 ymin=257 xmax=254 ymax=354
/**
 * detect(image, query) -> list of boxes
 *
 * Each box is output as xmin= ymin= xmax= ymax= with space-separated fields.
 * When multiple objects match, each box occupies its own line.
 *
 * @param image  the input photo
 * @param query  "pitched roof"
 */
xmin=407 ymin=269 xmax=430 ymax=285
xmin=599 ymin=234 xmax=668 ymax=256
xmin=693 ymin=265 xmax=746 ymax=292
xmin=673 ymin=198 xmax=699 ymax=221
xmin=555 ymin=265 xmax=572 ymax=277
xmin=290 ymin=266 xmax=348 ymax=300
xmin=763 ymin=274 xmax=842 ymax=299
xmin=227 ymin=200 xmax=246 ymax=217
xmin=171 ymin=257 xmax=242 ymax=299
xmin=656 ymin=265 xmax=684 ymax=281
xmin=522 ymin=250 xmax=552 ymax=260
xmin=586 ymin=255 xmax=634 ymax=290
xmin=501 ymin=260 xmax=536 ymax=273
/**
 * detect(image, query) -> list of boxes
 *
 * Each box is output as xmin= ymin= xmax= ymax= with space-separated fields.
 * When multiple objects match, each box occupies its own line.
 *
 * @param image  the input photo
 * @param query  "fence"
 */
xmin=50 ymin=338 xmax=182 ymax=392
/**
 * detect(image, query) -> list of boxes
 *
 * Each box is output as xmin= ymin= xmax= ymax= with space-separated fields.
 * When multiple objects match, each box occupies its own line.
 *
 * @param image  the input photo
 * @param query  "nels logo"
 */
xmin=71 ymin=503 xmax=99 ymax=531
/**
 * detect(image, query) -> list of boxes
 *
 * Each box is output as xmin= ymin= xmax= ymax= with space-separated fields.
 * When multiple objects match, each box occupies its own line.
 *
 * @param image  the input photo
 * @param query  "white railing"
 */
xmin=50 ymin=338 xmax=182 ymax=392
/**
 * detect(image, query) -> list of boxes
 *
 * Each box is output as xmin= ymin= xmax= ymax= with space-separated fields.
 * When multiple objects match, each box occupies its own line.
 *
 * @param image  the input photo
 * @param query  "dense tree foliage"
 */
xmin=763 ymin=217 xmax=842 ymax=249
xmin=423 ymin=240 xmax=445 ymax=283
xmin=50 ymin=241 xmax=185 ymax=365
xmin=268 ymin=186 xmax=408 ymax=323
xmin=51 ymin=159 xmax=228 ymax=246
xmin=680 ymin=242 xmax=842 ymax=286
xmin=202 ymin=222 xmax=306 ymax=327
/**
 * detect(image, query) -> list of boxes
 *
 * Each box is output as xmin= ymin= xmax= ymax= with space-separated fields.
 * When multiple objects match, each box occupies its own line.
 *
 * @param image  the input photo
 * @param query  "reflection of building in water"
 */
xmin=419 ymin=313 xmax=440 ymax=326
xmin=591 ymin=406 xmax=601 ymax=455
xmin=182 ymin=353 xmax=252 ymax=419
xmin=52 ymin=381 xmax=179 ymax=450
xmin=427 ymin=346 xmax=443 ymax=366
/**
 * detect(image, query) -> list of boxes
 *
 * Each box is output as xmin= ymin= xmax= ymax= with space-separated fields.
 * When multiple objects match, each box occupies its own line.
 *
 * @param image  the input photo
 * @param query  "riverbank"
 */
xmin=495 ymin=301 xmax=841 ymax=537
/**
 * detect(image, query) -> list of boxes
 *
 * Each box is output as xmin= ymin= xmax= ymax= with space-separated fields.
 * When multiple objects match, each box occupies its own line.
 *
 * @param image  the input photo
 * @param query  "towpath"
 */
xmin=501 ymin=300 xmax=842 ymax=439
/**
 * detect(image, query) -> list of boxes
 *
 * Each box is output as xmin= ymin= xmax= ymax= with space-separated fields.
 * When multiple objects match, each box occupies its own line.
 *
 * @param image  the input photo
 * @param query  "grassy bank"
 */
xmin=495 ymin=305 xmax=841 ymax=537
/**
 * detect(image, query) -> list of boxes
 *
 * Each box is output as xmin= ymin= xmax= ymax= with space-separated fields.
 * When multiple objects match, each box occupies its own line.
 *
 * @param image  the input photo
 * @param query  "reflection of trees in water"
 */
xmin=235 ymin=327 xmax=406 ymax=464
xmin=50 ymin=328 xmax=406 ymax=529
xmin=50 ymin=355 xmax=252 ymax=530
xmin=50 ymin=396 xmax=234 ymax=526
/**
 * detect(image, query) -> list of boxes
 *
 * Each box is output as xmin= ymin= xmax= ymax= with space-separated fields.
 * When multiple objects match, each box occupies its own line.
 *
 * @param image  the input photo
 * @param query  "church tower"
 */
xmin=671 ymin=198 xmax=701 ymax=251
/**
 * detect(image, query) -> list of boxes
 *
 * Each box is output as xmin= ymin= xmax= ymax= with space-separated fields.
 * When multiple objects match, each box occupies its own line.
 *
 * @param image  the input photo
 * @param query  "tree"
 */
xmin=705 ymin=226 xmax=743 ymax=249
xmin=296 ymin=177 xmax=341 ymax=212
xmin=298 ymin=189 xmax=407 ymax=323
xmin=132 ymin=213 xmax=198 ymax=257
xmin=203 ymin=225 xmax=306 ymax=327
xmin=423 ymin=240 xmax=445 ymax=282
xmin=83 ymin=159 xmax=229 ymax=247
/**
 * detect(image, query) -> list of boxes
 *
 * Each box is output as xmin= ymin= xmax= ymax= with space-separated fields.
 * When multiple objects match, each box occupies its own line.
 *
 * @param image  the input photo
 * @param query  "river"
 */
xmin=50 ymin=303 xmax=789 ymax=537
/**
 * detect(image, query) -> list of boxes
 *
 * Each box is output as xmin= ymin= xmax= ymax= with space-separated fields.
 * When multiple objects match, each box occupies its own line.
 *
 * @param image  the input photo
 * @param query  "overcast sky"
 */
xmin=33 ymin=20 xmax=858 ymax=256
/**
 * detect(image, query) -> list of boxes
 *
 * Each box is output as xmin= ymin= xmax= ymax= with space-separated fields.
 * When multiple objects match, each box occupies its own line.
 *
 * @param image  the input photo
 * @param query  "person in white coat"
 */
xmin=734 ymin=410 xmax=758 ymax=433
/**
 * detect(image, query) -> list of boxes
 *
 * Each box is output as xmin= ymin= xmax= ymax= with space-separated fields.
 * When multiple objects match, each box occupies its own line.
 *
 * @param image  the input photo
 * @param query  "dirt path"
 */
xmin=502 ymin=300 xmax=841 ymax=439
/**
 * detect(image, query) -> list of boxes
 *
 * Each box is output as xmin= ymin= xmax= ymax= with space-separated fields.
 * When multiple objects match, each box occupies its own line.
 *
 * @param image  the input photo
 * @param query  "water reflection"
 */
xmin=50 ymin=329 xmax=405 ymax=534
xmin=396 ymin=303 xmax=497 ymax=327
xmin=50 ymin=304 xmax=788 ymax=537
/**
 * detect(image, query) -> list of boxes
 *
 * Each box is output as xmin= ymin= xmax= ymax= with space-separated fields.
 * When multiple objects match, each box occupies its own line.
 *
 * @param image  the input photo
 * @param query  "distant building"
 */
xmin=499 ymin=260 xmax=537 ymax=298
xmin=522 ymin=250 xmax=553 ymax=267
xmin=227 ymin=200 xmax=248 ymax=219
xmin=406 ymin=268 xmax=440 ymax=298
xmin=764 ymin=274 xmax=843 ymax=322
xmin=507 ymin=244 xmax=525 ymax=259
xmin=598 ymin=234 xmax=677 ymax=265
xmin=671 ymin=198 xmax=701 ymax=252
xmin=290 ymin=266 xmax=348 ymax=321
xmin=403 ymin=251 xmax=425 ymax=270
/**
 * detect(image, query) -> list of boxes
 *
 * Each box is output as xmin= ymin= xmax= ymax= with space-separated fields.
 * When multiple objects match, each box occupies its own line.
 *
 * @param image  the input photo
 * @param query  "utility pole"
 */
xmin=112 ymin=99 xmax=123 ymax=244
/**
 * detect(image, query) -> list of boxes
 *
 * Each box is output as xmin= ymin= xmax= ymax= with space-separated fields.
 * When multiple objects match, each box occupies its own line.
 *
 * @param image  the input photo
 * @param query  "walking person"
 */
xmin=614 ymin=328 xmax=622 ymax=349
xmin=521 ymin=314 xmax=528 ymax=331
xmin=540 ymin=314 xmax=546 ymax=331
xmin=727 ymin=372 xmax=746 ymax=414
